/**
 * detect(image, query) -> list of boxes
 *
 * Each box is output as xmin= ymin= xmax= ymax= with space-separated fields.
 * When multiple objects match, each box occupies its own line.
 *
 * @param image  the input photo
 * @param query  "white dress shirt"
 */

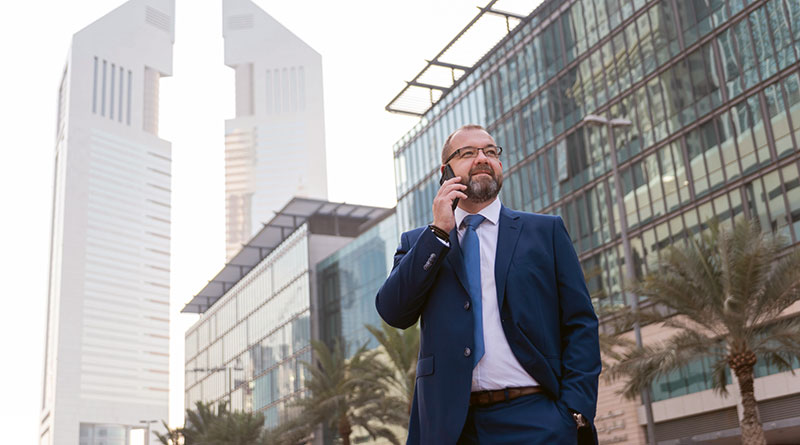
xmin=454 ymin=198 xmax=540 ymax=391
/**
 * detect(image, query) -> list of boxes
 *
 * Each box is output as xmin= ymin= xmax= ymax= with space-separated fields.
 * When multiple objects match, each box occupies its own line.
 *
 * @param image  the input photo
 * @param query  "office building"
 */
xmin=316 ymin=212 xmax=398 ymax=357
xmin=182 ymin=198 xmax=390 ymax=430
xmin=223 ymin=0 xmax=328 ymax=260
xmin=40 ymin=1 xmax=174 ymax=444
xmin=387 ymin=0 xmax=800 ymax=443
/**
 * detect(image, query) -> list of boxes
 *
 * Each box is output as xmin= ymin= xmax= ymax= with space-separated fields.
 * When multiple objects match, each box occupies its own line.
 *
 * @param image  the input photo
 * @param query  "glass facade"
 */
xmin=394 ymin=0 xmax=800 ymax=312
xmin=317 ymin=213 xmax=398 ymax=358
xmin=78 ymin=424 xmax=128 ymax=445
xmin=185 ymin=225 xmax=311 ymax=428
xmin=392 ymin=0 xmax=800 ymax=407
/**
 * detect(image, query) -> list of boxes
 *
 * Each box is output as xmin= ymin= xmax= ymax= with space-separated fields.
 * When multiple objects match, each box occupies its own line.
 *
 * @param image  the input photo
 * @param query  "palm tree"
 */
xmin=607 ymin=218 xmax=800 ymax=445
xmin=203 ymin=409 xmax=265 ymax=445
xmin=154 ymin=420 xmax=183 ymax=445
xmin=154 ymin=401 xmax=227 ymax=445
xmin=182 ymin=401 xmax=226 ymax=444
xmin=274 ymin=339 xmax=401 ymax=445
xmin=594 ymin=306 xmax=635 ymax=370
xmin=365 ymin=321 xmax=419 ymax=416
xmin=581 ymin=262 xmax=635 ymax=369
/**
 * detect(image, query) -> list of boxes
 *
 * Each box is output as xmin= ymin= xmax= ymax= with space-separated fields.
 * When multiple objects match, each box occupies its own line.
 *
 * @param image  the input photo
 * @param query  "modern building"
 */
xmin=316 ymin=212 xmax=398 ymax=356
xmin=222 ymin=0 xmax=328 ymax=260
xmin=40 ymin=1 xmax=174 ymax=444
xmin=182 ymin=198 xmax=390 ymax=431
xmin=387 ymin=0 xmax=800 ymax=443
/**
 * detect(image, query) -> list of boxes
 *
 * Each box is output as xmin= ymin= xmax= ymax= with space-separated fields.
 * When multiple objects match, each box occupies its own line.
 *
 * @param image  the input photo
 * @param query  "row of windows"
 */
xmin=317 ymin=215 xmax=398 ymax=358
xmin=265 ymin=66 xmax=306 ymax=114
xmin=185 ymin=228 xmax=314 ymax=412
xmin=92 ymin=56 xmax=132 ymax=125
xmin=251 ymin=348 xmax=310 ymax=414
xmin=185 ymin=228 xmax=309 ymax=360
xmin=186 ymin=276 xmax=310 ymax=387
xmin=399 ymin=16 xmax=800 ymax=237
xmin=186 ymin=314 xmax=310 ymax=405
xmin=395 ymin=0 xmax=800 ymax=220
xmin=394 ymin=0 xmax=664 ymax=200
xmin=567 ymin=158 xmax=800 ymax=309
xmin=651 ymin=334 xmax=800 ymax=402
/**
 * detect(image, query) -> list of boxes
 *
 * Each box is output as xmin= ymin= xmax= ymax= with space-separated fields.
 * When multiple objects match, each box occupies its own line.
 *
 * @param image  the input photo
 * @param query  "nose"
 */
xmin=474 ymin=149 xmax=490 ymax=163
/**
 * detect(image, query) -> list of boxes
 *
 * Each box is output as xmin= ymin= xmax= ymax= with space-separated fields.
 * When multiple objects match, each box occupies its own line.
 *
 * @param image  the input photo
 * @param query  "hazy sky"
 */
xmin=0 ymin=0 xmax=535 ymax=442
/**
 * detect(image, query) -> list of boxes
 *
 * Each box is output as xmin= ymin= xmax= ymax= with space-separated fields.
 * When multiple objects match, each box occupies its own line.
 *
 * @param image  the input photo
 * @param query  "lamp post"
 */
xmin=229 ymin=359 xmax=244 ymax=409
xmin=189 ymin=360 xmax=244 ymax=409
xmin=582 ymin=114 xmax=656 ymax=445
xmin=139 ymin=420 xmax=157 ymax=445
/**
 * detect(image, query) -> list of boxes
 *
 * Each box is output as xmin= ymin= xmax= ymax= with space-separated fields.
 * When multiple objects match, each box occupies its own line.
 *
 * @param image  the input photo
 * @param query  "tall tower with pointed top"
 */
xmin=223 ymin=0 xmax=328 ymax=260
xmin=40 ymin=1 xmax=173 ymax=444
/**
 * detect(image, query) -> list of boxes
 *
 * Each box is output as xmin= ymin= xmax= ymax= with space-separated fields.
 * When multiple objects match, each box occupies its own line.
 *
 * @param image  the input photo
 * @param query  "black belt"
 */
xmin=469 ymin=386 xmax=544 ymax=406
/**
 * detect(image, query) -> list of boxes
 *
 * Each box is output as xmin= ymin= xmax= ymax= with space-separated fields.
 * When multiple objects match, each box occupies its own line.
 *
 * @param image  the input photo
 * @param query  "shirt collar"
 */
xmin=455 ymin=197 xmax=501 ymax=230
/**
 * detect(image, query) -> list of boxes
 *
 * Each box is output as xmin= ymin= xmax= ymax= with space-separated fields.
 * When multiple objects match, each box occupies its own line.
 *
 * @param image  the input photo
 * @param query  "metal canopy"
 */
xmin=386 ymin=0 xmax=543 ymax=116
xmin=181 ymin=197 xmax=391 ymax=314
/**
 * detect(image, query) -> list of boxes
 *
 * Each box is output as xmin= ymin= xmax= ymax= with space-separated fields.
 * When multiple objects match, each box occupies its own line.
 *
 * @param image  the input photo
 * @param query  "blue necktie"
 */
xmin=462 ymin=214 xmax=486 ymax=367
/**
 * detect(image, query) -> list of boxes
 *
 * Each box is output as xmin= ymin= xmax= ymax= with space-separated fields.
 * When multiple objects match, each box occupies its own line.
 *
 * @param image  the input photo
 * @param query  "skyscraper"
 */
xmin=223 ymin=0 xmax=328 ymax=260
xmin=40 ymin=1 xmax=174 ymax=444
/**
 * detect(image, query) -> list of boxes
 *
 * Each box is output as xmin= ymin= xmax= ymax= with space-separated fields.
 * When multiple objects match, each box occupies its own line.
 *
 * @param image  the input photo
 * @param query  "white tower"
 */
xmin=223 ymin=0 xmax=328 ymax=260
xmin=40 ymin=1 xmax=174 ymax=444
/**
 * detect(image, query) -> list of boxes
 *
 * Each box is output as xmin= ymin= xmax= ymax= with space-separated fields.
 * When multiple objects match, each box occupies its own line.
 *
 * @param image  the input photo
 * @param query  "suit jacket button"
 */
xmin=464 ymin=347 xmax=471 ymax=357
xmin=464 ymin=301 xmax=471 ymax=310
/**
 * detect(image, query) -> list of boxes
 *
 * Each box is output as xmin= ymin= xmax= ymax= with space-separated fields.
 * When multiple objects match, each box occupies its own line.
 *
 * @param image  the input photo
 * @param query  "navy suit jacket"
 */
xmin=376 ymin=206 xmax=601 ymax=444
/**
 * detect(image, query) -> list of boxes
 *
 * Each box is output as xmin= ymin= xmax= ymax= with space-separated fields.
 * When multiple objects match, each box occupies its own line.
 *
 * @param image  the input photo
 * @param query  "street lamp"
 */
xmin=188 ymin=360 xmax=245 ymax=409
xmin=229 ymin=359 xmax=245 ymax=409
xmin=139 ymin=420 xmax=157 ymax=445
xmin=582 ymin=114 xmax=656 ymax=445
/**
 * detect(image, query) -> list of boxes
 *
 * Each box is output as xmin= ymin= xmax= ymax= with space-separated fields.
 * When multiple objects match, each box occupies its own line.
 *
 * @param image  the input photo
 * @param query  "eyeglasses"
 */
xmin=444 ymin=145 xmax=503 ymax=164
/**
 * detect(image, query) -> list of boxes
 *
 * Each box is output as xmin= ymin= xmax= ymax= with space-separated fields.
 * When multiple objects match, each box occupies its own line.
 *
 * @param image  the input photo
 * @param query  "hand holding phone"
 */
xmin=432 ymin=165 xmax=467 ymax=233
xmin=439 ymin=164 xmax=460 ymax=211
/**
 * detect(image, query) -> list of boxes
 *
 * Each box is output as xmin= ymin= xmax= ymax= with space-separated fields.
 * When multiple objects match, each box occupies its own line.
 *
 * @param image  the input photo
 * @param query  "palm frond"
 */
xmin=606 ymin=330 xmax=722 ymax=399
xmin=755 ymin=248 xmax=800 ymax=324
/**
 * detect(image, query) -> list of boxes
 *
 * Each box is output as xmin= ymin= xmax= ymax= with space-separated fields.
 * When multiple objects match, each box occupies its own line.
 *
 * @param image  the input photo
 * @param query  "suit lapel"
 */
xmin=446 ymin=227 xmax=470 ymax=294
xmin=495 ymin=206 xmax=521 ymax=309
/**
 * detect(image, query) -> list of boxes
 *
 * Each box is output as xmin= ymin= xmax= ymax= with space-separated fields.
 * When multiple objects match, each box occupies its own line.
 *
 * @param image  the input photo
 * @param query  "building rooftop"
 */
xmin=181 ymin=197 xmax=391 ymax=313
xmin=385 ymin=0 xmax=544 ymax=116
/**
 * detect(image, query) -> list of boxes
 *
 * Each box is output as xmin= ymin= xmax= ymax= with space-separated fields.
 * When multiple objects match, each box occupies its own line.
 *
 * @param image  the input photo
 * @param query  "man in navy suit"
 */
xmin=376 ymin=125 xmax=601 ymax=444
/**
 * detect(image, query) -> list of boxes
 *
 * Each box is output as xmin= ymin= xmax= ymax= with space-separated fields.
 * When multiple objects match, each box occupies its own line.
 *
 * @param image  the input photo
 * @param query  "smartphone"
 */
xmin=439 ymin=164 xmax=460 ymax=210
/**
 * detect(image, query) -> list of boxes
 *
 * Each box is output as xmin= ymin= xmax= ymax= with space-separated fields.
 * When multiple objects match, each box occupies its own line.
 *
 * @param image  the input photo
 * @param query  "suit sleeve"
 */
xmin=375 ymin=228 xmax=450 ymax=329
xmin=553 ymin=216 xmax=601 ymax=424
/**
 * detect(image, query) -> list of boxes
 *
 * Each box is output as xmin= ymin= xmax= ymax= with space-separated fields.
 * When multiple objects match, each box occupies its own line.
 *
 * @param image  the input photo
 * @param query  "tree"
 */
xmin=203 ymin=409 xmax=265 ymax=445
xmin=183 ymin=401 xmax=226 ymax=444
xmin=607 ymin=219 xmax=800 ymax=445
xmin=155 ymin=400 xmax=268 ymax=445
xmin=154 ymin=420 xmax=183 ymax=445
xmin=365 ymin=321 xmax=420 ymax=416
xmin=581 ymin=263 xmax=635 ymax=369
xmin=274 ymin=339 xmax=401 ymax=445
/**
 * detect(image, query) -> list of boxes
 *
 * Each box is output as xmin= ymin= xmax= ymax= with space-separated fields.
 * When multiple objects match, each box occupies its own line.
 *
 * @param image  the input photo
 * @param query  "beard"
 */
xmin=463 ymin=165 xmax=502 ymax=203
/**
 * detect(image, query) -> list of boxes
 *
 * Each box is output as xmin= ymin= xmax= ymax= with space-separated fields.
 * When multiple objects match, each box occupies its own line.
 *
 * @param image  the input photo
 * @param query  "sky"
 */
xmin=0 ymin=0 xmax=531 ymax=442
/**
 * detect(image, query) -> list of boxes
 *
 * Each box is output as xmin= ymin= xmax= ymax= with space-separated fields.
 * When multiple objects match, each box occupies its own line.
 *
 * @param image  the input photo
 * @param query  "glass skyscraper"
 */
xmin=388 ymin=0 xmax=800 ymax=443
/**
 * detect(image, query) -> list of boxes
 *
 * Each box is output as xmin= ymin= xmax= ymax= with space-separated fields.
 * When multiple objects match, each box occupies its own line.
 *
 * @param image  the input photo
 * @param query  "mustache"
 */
xmin=469 ymin=166 xmax=494 ymax=177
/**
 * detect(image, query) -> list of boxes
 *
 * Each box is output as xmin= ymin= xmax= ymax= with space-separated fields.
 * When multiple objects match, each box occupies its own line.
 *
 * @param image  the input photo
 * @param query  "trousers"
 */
xmin=457 ymin=393 xmax=578 ymax=444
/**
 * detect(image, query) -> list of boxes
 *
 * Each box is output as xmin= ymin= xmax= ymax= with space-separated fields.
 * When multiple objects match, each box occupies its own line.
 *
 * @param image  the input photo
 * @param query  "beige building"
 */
xmin=596 ymin=302 xmax=800 ymax=444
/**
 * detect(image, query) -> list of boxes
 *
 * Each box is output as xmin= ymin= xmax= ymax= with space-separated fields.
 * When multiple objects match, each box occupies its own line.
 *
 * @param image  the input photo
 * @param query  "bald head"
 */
xmin=441 ymin=124 xmax=490 ymax=164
